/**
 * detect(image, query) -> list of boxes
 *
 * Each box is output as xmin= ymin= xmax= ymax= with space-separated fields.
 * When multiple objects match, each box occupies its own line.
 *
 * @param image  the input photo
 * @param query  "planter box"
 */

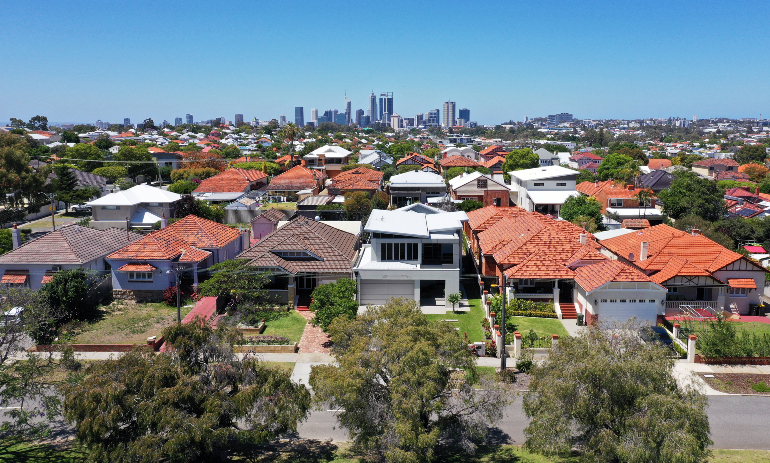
xmin=233 ymin=343 xmax=298 ymax=354
xmin=32 ymin=344 xmax=139 ymax=353
xmin=695 ymin=355 xmax=770 ymax=365
xmin=237 ymin=322 xmax=266 ymax=337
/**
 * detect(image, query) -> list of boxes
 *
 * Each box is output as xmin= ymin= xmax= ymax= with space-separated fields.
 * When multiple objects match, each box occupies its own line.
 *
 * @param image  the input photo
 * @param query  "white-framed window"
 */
xmin=729 ymin=288 xmax=749 ymax=297
xmin=556 ymin=182 xmax=567 ymax=186
xmin=610 ymin=198 xmax=623 ymax=207
xmin=520 ymin=279 xmax=535 ymax=287
xmin=533 ymin=182 xmax=545 ymax=187
xmin=380 ymin=242 xmax=418 ymax=261
xmin=128 ymin=272 xmax=153 ymax=282
xmin=102 ymin=205 xmax=120 ymax=210
xmin=476 ymin=179 xmax=488 ymax=189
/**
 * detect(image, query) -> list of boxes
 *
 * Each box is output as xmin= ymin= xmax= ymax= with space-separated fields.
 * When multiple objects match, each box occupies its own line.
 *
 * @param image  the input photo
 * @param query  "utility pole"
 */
xmin=500 ymin=274 xmax=507 ymax=370
xmin=44 ymin=193 xmax=56 ymax=231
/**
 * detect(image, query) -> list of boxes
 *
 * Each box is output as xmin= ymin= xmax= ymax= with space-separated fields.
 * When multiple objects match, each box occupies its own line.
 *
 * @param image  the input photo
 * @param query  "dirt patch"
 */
xmin=70 ymin=300 xmax=189 ymax=345
xmin=699 ymin=373 xmax=770 ymax=395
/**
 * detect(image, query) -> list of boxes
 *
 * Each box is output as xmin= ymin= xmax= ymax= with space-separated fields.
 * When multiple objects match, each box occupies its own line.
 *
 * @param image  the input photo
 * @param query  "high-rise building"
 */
xmin=547 ymin=113 xmax=573 ymax=125
xmin=361 ymin=115 xmax=371 ymax=127
xmin=382 ymin=112 xmax=390 ymax=126
xmin=311 ymin=108 xmax=318 ymax=124
xmin=235 ymin=114 xmax=244 ymax=126
xmin=332 ymin=109 xmax=339 ymax=124
xmin=390 ymin=113 xmax=401 ymax=130
xmin=379 ymin=92 xmax=393 ymax=121
xmin=186 ymin=114 xmax=193 ymax=125
xmin=124 ymin=118 xmax=131 ymax=127
xmin=459 ymin=108 xmax=470 ymax=122
xmin=345 ymin=97 xmax=352 ymax=125
xmin=427 ymin=109 xmax=440 ymax=126
xmin=279 ymin=115 xmax=287 ymax=127
xmin=442 ymin=101 xmax=456 ymax=127
xmin=162 ymin=120 xmax=168 ymax=128
xmin=335 ymin=113 xmax=346 ymax=125
xmin=415 ymin=113 xmax=424 ymax=126
xmin=294 ymin=107 xmax=304 ymax=127
xmin=355 ymin=109 xmax=364 ymax=126
xmin=368 ymin=92 xmax=378 ymax=122
xmin=174 ymin=117 xmax=182 ymax=126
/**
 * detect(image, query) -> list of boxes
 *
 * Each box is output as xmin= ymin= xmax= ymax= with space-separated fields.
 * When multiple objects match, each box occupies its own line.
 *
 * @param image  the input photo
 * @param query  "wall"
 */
xmin=251 ymin=217 xmax=276 ymax=240
xmin=713 ymin=268 xmax=765 ymax=314
xmin=109 ymin=259 xmax=175 ymax=292
xmin=0 ymin=260 xmax=101 ymax=290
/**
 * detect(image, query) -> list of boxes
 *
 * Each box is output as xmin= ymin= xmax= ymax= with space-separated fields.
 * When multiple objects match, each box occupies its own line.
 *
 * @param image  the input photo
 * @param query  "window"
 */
xmin=476 ymin=179 xmax=488 ymax=189
xmin=729 ymin=288 xmax=749 ymax=297
xmin=493 ymin=197 xmax=501 ymax=206
xmin=533 ymin=182 xmax=544 ymax=187
xmin=667 ymin=287 xmax=678 ymax=293
xmin=556 ymin=182 xmax=566 ymax=186
xmin=610 ymin=198 xmax=623 ymax=207
xmin=380 ymin=242 xmax=418 ymax=261
xmin=619 ymin=299 xmax=627 ymax=303
xmin=274 ymin=250 xmax=316 ymax=260
xmin=51 ymin=265 xmax=62 ymax=272
xmin=629 ymin=299 xmax=637 ymax=303
xmin=128 ymin=272 xmax=153 ymax=282
xmin=609 ymin=299 xmax=617 ymax=303
xmin=102 ymin=205 xmax=120 ymax=210
xmin=600 ymin=299 xmax=608 ymax=303
xmin=648 ymin=299 xmax=656 ymax=303
xmin=147 ymin=202 xmax=161 ymax=207
xmin=520 ymin=279 xmax=535 ymax=287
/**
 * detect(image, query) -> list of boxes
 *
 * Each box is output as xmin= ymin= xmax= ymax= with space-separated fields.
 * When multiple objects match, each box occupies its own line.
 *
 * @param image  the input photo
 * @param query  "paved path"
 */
xmin=296 ymin=311 xmax=330 ymax=354
xmin=559 ymin=317 xmax=584 ymax=337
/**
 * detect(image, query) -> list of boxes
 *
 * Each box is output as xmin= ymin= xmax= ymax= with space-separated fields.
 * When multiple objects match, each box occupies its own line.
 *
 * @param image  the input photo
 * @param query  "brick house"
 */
xmin=327 ymin=167 xmax=384 ymax=197
xmin=448 ymin=171 xmax=510 ymax=207
xmin=265 ymin=165 xmax=325 ymax=200
xmin=691 ymin=158 xmax=739 ymax=178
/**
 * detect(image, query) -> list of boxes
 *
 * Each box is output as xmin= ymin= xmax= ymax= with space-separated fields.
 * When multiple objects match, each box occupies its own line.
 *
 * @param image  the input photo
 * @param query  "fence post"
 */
xmin=673 ymin=323 xmax=680 ymax=340
xmin=552 ymin=334 xmax=559 ymax=349
xmin=514 ymin=331 xmax=521 ymax=359
xmin=687 ymin=335 xmax=697 ymax=363
xmin=496 ymin=329 xmax=503 ymax=358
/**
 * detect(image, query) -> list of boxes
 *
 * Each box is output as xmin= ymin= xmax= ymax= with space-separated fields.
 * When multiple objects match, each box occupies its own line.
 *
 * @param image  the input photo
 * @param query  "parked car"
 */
xmin=1 ymin=307 xmax=23 ymax=326
xmin=71 ymin=204 xmax=91 ymax=212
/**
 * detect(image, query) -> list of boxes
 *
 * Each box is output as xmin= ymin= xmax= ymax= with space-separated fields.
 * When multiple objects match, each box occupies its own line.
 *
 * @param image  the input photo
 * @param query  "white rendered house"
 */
xmin=509 ymin=165 xmax=579 ymax=216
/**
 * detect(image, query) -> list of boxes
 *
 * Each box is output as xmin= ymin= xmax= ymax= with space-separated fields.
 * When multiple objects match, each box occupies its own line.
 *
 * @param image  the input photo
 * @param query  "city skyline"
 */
xmin=1 ymin=1 xmax=769 ymax=124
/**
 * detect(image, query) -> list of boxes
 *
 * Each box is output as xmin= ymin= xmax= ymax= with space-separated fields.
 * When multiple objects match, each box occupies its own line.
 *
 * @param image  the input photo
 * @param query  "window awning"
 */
xmin=1 ymin=271 xmax=29 ymax=284
xmin=118 ymin=263 xmax=158 ymax=272
xmin=728 ymin=278 xmax=756 ymax=289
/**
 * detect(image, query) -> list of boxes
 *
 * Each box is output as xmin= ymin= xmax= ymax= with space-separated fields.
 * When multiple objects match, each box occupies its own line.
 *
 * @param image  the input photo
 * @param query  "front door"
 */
xmin=297 ymin=275 xmax=316 ymax=291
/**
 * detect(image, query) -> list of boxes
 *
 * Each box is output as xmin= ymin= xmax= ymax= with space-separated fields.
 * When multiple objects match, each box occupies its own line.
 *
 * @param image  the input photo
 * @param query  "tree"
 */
xmin=371 ymin=191 xmax=389 ymax=210
xmin=575 ymin=169 xmax=597 ymax=184
xmin=381 ymin=164 xmax=398 ymax=181
xmin=63 ymin=322 xmax=311 ymax=463
xmin=9 ymin=117 xmax=25 ymax=128
xmin=50 ymin=164 xmax=79 ymax=211
xmin=633 ymin=188 xmax=653 ymax=218
xmin=597 ymin=152 xmax=636 ymax=182
xmin=309 ymin=298 xmax=510 ymax=462
xmin=170 ymin=167 xmax=219 ymax=182
xmin=560 ymin=195 xmax=603 ymax=225
xmin=61 ymin=143 xmax=104 ymax=172
xmin=658 ymin=171 xmax=725 ymax=221
xmin=38 ymin=269 xmax=99 ymax=330
xmin=277 ymin=122 xmax=303 ymax=164
xmin=501 ymin=148 xmax=539 ymax=178
xmin=739 ymin=163 xmax=770 ymax=183
xmin=167 ymin=180 xmax=198 ymax=194
xmin=198 ymin=259 xmax=269 ymax=305
xmin=522 ymin=321 xmax=711 ymax=462
xmin=309 ymin=279 xmax=358 ymax=331
xmin=91 ymin=165 xmax=128 ymax=183
xmin=93 ymin=134 xmax=114 ymax=151
xmin=735 ymin=144 xmax=768 ymax=165
xmin=458 ymin=199 xmax=484 ymax=212
xmin=0 ymin=133 xmax=48 ymax=211
xmin=26 ymin=115 xmax=48 ymax=131
xmin=343 ymin=191 xmax=372 ymax=220
xmin=59 ymin=131 xmax=79 ymax=144
xmin=113 ymin=144 xmax=155 ymax=178
xmin=447 ymin=293 xmax=461 ymax=313
xmin=233 ymin=162 xmax=282 ymax=176
xmin=141 ymin=118 xmax=156 ymax=131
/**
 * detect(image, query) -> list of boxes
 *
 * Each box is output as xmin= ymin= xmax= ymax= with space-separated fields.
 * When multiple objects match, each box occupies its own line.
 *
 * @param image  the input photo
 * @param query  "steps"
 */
xmin=560 ymin=303 xmax=577 ymax=320
xmin=296 ymin=294 xmax=312 ymax=312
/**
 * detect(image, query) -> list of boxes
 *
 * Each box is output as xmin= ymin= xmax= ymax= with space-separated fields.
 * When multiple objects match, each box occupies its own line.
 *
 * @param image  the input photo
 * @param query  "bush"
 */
xmin=170 ymin=167 xmax=219 ymax=183
xmin=458 ymin=199 xmax=484 ymax=212
xmin=309 ymin=279 xmax=358 ymax=331
xmin=168 ymin=180 xmax=198 ymax=194
xmin=515 ymin=349 xmax=534 ymax=373
xmin=498 ymin=369 xmax=517 ymax=383
xmin=242 ymin=335 xmax=291 ymax=345
xmin=235 ymin=162 xmax=282 ymax=175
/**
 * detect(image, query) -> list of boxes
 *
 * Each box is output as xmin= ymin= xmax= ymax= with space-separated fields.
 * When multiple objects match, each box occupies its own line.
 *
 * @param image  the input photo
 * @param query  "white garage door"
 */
xmin=601 ymin=303 xmax=657 ymax=325
xmin=360 ymin=280 xmax=414 ymax=306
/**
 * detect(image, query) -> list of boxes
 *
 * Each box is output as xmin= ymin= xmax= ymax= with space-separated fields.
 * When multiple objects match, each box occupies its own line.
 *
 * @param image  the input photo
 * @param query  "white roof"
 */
xmin=509 ymin=165 xmax=578 ymax=181
xmin=389 ymin=170 xmax=445 ymax=187
xmin=526 ymin=190 xmax=579 ymax=205
xmin=305 ymin=145 xmax=351 ymax=159
xmin=365 ymin=209 xmax=467 ymax=237
xmin=87 ymin=184 xmax=182 ymax=206
xmin=593 ymin=228 xmax=637 ymax=240
xmin=278 ymin=220 xmax=362 ymax=236
xmin=130 ymin=207 xmax=162 ymax=225
xmin=605 ymin=207 xmax=664 ymax=217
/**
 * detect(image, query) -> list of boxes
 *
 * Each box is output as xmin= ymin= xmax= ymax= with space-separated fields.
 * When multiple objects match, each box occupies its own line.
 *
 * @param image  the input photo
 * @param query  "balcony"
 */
xmin=664 ymin=300 xmax=718 ymax=318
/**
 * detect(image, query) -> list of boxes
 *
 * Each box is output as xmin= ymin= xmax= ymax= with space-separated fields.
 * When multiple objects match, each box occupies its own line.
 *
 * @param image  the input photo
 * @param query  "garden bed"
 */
xmin=233 ymin=343 xmax=298 ymax=353
xmin=698 ymin=373 xmax=770 ymax=395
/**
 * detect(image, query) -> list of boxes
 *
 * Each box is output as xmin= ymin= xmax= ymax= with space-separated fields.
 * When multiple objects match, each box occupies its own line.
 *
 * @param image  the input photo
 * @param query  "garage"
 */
xmin=359 ymin=280 xmax=414 ymax=306
xmin=599 ymin=301 xmax=658 ymax=325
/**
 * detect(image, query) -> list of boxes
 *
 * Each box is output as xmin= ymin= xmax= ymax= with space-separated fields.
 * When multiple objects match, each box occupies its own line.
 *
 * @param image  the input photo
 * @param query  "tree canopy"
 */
xmin=735 ymin=144 xmax=768 ymax=165
xmin=113 ymin=144 xmax=155 ymax=178
xmin=559 ymin=195 xmax=603 ymax=227
xmin=657 ymin=171 xmax=725 ymax=221
xmin=309 ymin=279 xmax=358 ymax=331
xmin=501 ymin=148 xmax=539 ymax=175
xmin=596 ymin=152 xmax=639 ymax=183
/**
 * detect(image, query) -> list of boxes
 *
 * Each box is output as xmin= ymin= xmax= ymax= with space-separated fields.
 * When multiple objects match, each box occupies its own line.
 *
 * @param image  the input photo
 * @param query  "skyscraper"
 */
xmin=295 ymin=107 xmax=304 ymax=127
xmin=279 ymin=115 xmax=287 ymax=127
xmin=235 ymin=114 xmax=244 ymax=126
xmin=311 ymin=108 xmax=318 ymax=124
xmin=344 ymin=96 xmax=351 ymax=125
xmin=442 ymin=101 xmax=456 ymax=127
xmin=174 ymin=117 xmax=182 ymax=126
xmin=427 ymin=109 xmax=440 ymax=126
xmin=332 ymin=109 xmax=339 ymax=124
xmin=124 ymin=118 xmax=131 ymax=127
xmin=368 ymin=92 xmax=377 ymax=122
xmin=379 ymin=92 xmax=393 ymax=122
xmin=459 ymin=108 xmax=470 ymax=122
xmin=355 ymin=109 xmax=364 ymax=126
xmin=390 ymin=113 xmax=401 ymax=129
xmin=186 ymin=114 xmax=193 ymax=125
xmin=415 ymin=113 xmax=424 ymax=127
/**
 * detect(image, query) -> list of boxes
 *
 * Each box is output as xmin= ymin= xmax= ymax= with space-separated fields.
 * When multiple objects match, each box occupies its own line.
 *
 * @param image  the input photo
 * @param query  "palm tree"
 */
xmin=634 ymin=188 xmax=652 ymax=219
xmin=278 ymin=122 xmax=303 ymax=166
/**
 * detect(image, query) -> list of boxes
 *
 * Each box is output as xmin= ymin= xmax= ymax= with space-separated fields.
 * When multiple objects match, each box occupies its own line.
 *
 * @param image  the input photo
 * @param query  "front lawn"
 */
xmin=260 ymin=310 xmax=307 ymax=343
xmin=425 ymin=285 xmax=485 ymax=343
xmin=70 ymin=300 xmax=193 ymax=345
xmin=508 ymin=316 xmax=570 ymax=339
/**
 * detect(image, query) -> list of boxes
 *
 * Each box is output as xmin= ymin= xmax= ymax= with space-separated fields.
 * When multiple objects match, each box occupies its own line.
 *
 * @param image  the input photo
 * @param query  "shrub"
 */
xmin=170 ymin=167 xmax=219 ymax=183
xmin=242 ymin=335 xmax=292 ymax=345
xmin=751 ymin=382 xmax=770 ymax=393
xmin=310 ymin=279 xmax=358 ymax=331
xmin=164 ymin=286 xmax=179 ymax=306
xmin=498 ymin=369 xmax=517 ymax=384
xmin=515 ymin=349 xmax=534 ymax=373
xmin=167 ymin=180 xmax=198 ymax=194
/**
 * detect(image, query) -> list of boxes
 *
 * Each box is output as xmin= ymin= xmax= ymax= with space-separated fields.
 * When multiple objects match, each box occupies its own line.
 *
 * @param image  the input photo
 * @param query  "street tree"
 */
xmin=113 ymin=144 xmax=155 ymax=178
xmin=309 ymin=298 xmax=511 ymax=462
xmin=523 ymin=320 xmax=711 ymax=462
xmin=63 ymin=322 xmax=311 ymax=463
xmin=559 ymin=194 xmax=603 ymax=226
xmin=60 ymin=143 xmax=104 ymax=172
xmin=198 ymin=259 xmax=269 ymax=306
xmin=658 ymin=170 xmax=725 ymax=221
xmin=501 ymin=148 xmax=539 ymax=180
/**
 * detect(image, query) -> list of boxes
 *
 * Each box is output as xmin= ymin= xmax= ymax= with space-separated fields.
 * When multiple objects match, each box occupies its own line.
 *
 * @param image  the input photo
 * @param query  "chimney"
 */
xmin=161 ymin=214 xmax=168 ymax=229
xmin=640 ymin=241 xmax=649 ymax=261
xmin=756 ymin=185 xmax=760 ymax=195
xmin=626 ymin=184 xmax=634 ymax=191
xmin=11 ymin=223 xmax=21 ymax=250
xmin=579 ymin=233 xmax=587 ymax=245
xmin=691 ymin=228 xmax=700 ymax=236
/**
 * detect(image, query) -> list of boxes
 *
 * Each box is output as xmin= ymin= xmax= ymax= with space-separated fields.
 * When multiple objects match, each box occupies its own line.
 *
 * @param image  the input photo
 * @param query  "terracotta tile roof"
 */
xmin=158 ymin=215 xmax=242 ymax=248
xmin=0 ymin=226 xmax=142 ymax=265
xmin=118 ymin=263 xmax=157 ymax=272
xmin=621 ymin=219 xmax=651 ymax=229
xmin=328 ymin=167 xmax=383 ymax=191
xmin=238 ymin=217 xmax=358 ymax=274
xmin=714 ymin=171 xmax=751 ymax=181
xmin=647 ymin=159 xmax=672 ymax=170
xmin=564 ymin=247 xmax=607 ymax=267
xmin=1 ymin=271 xmax=28 ymax=284
xmin=231 ymin=156 xmax=264 ymax=164
xmin=505 ymin=254 xmax=575 ymax=279
xmin=582 ymin=161 xmax=601 ymax=169
xmin=724 ymin=187 xmax=758 ymax=199
xmin=194 ymin=168 xmax=267 ymax=193
xmin=570 ymin=152 xmax=603 ymax=161
xmin=602 ymin=186 xmax=655 ymax=199
xmin=728 ymin=278 xmax=756 ymax=289
xmin=479 ymin=145 xmax=506 ymax=156
xmin=252 ymin=208 xmax=290 ymax=225
xmin=574 ymin=260 xmax=657 ymax=293
xmin=275 ymin=155 xmax=292 ymax=165
xmin=41 ymin=271 xmax=55 ymax=284
xmin=692 ymin=158 xmax=739 ymax=167
xmin=576 ymin=180 xmax=616 ymax=197
xmin=439 ymin=156 xmax=481 ymax=168
xmin=483 ymin=156 xmax=507 ymax=169
xmin=466 ymin=206 xmax=529 ymax=232
xmin=396 ymin=153 xmax=435 ymax=168
xmin=266 ymin=165 xmax=323 ymax=192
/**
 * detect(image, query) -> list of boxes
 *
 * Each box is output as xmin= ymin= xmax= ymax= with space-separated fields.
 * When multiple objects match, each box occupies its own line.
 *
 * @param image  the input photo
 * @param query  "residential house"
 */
xmin=576 ymin=181 xmax=663 ymax=225
xmin=581 ymin=161 xmax=600 ymax=174
xmin=250 ymin=208 xmax=292 ymax=241
xmin=147 ymin=147 xmax=184 ymax=169
xmin=714 ymin=170 xmax=752 ymax=182
xmin=638 ymin=170 xmax=675 ymax=194
xmin=724 ymin=187 xmax=770 ymax=219
xmin=106 ymin=215 xmax=249 ymax=302
xmin=303 ymin=145 xmax=351 ymax=178
xmin=568 ymin=152 xmax=603 ymax=170
xmin=598 ymin=224 xmax=768 ymax=315
xmin=265 ymin=165 xmax=325 ymax=200
xmin=193 ymin=168 xmax=268 ymax=203
xmin=47 ymin=168 xmax=109 ymax=196
xmin=354 ymin=205 xmax=468 ymax=308
xmin=508 ymin=165 xmax=579 ymax=216
xmin=327 ymin=167 xmax=384 ymax=197
xmin=388 ymin=171 xmax=447 ymax=207
xmin=295 ymin=195 xmax=345 ymax=220
xmin=478 ymin=145 xmax=508 ymax=162
xmin=0 ymin=224 xmax=142 ymax=290
xmin=238 ymin=217 xmax=360 ymax=307
xmin=621 ymin=219 xmax=651 ymax=229
xmin=691 ymin=158 xmax=739 ymax=178
xmin=647 ymin=159 xmax=672 ymax=170
xmin=86 ymin=184 xmax=182 ymax=230
xmin=439 ymin=155 xmax=481 ymax=174
xmin=534 ymin=148 xmax=560 ymax=166
xmin=448 ymin=171 xmax=510 ymax=207
xmin=441 ymin=146 xmax=479 ymax=161
xmin=358 ymin=149 xmax=393 ymax=169
xmin=395 ymin=153 xmax=439 ymax=173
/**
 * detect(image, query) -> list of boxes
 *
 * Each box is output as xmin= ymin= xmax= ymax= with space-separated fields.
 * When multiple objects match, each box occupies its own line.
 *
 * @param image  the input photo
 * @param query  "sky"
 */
xmin=1 ymin=0 xmax=769 ymax=125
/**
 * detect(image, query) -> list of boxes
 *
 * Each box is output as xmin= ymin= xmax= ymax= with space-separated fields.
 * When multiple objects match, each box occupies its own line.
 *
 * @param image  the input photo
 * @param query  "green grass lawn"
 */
xmin=259 ymin=202 xmax=297 ymax=210
xmin=508 ymin=316 xmax=570 ymax=339
xmin=263 ymin=361 xmax=296 ymax=375
xmin=71 ymin=300 xmax=193 ymax=345
xmin=261 ymin=310 xmax=307 ymax=343
xmin=425 ymin=291 xmax=485 ymax=343
xmin=680 ymin=320 xmax=770 ymax=337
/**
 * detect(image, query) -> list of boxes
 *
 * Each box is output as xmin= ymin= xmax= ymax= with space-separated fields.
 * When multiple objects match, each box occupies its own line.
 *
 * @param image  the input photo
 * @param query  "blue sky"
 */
xmin=1 ymin=0 xmax=768 ymax=125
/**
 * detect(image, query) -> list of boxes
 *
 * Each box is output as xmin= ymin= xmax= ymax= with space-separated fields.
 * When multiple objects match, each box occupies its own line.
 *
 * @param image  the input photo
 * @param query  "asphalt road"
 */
xmin=298 ymin=396 xmax=770 ymax=449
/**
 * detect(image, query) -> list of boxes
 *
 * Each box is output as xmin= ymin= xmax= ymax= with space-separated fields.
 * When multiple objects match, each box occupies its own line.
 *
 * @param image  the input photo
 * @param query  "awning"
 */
xmin=118 ymin=263 xmax=158 ymax=272
xmin=728 ymin=278 xmax=756 ymax=289
xmin=41 ymin=271 xmax=55 ymax=284
xmin=1 ymin=271 xmax=29 ymax=284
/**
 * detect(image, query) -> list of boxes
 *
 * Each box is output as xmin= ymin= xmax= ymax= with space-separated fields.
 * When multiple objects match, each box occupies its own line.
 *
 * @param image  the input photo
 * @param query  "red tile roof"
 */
xmin=692 ymin=158 xmax=739 ymax=167
xmin=194 ymin=168 xmax=268 ymax=193
xmin=728 ymin=278 xmax=756 ymax=289
xmin=41 ymin=271 xmax=55 ymax=284
xmin=647 ymin=159 xmax=672 ymax=170
xmin=1 ymin=271 xmax=28 ymax=284
xmin=118 ymin=263 xmax=158 ymax=272
xmin=439 ymin=156 xmax=481 ymax=168
xmin=621 ymin=219 xmax=651 ymax=229
xmin=483 ymin=156 xmax=506 ymax=169
xmin=574 ymin=260 xmax=658 ymax=293
xmin=328 ymin=167 xmax=383 ymax=192
xmin=159 ymin=215 xmax=242 ymax=249
xmin=714 ymin=171 xmax=751 ymax=181
xmin=396 ymin=153 xmax=435 ymax=168
xmin=266 ymin=165 xmax=323 ymax=192
xmin=576 ymin=180 xmax=617 ymax=197
xmin=479 ymin=145 xmax=506 ymax=156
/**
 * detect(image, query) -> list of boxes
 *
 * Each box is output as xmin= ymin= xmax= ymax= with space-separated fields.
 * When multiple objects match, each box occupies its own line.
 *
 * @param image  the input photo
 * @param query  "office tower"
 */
xmin=124 ymin=118 xmax=131 ymax=126
xmin=294 ymin=107 xmax=304 ymax=127
xmin=442 ymin=101 xmax=456 ymax=127
xmin=218 ymin=117 xmax=225 ymax=125
xmin=345 ymin=96 xmax=351 ymax=125
xmin=279 ymin=115 xmax=287 ymax=127
xmin=311 ymin=108 xmax=318 ymax=124
xmin=415 ymin=113 xmax=424 ymax=126
xmin=459 ymin=108 xmax=470 ymax=122
xmin=186 ymin=114 xmax=193 ymax=124
xmin=382 ymin=112 xmax=390 ymax=127
xmin=547 ymin=113 xmax=573 ymax=125
xmin=355 ymin=109 xmax=364 ymax=126
xmin=390 ymin=114 xmax=401 ymax=129
xmin=332 ymin=109 xmax=339 ymax=123
xmin=427 ymin=109 xmax=440 ymax=126
xmin=379 ymin=92 xmax=393 ymax=121
xmin=174 ymin=117 xmax=182 ymax=126
xmin=162 ymin=120 xmax=168 ymax=128
xmin=235 ymin=114 xmax=244 ymax=126
xmin=361 ymin=115 xmax=371 ymax=127
xmin=368 ymin=92 xmax=377 ymax=122
xmin=317 ymin=116 xmax=328 ymax=124
xmin=334 ymin=113 xmax=346 ymax=125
